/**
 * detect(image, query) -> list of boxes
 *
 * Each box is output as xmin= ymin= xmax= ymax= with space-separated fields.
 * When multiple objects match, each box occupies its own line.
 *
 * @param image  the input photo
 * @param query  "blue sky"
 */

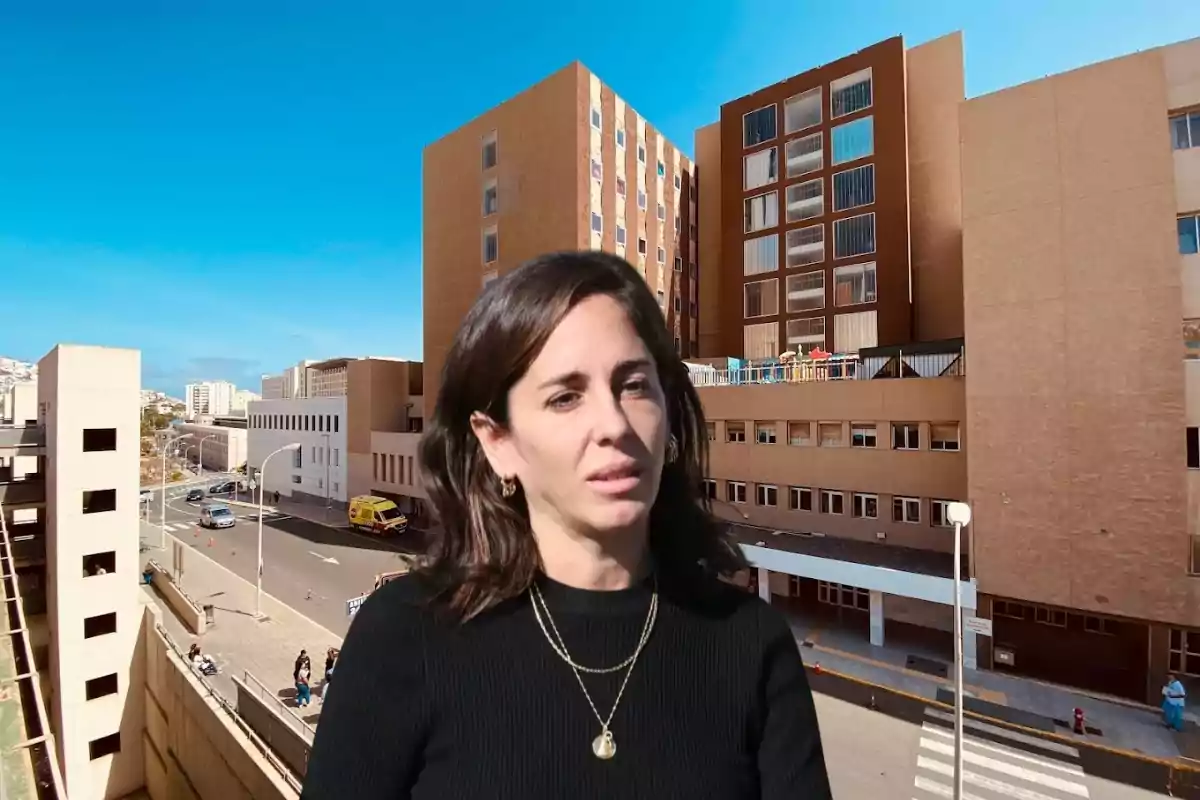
xmin=1 ymin=1 xmax=1197 ymax=396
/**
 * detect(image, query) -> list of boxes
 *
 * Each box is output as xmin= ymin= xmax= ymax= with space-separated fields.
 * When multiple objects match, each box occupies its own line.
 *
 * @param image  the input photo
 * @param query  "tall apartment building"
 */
xmin=1 ymin=345 xmax=144 ymax=798
xmin=260 ymin=359 xmax=315 ymax=400
xmin=423 ymin=62 xmax=697 ymax=404
xmin=184 ymin=380 xmax=235 ymax=419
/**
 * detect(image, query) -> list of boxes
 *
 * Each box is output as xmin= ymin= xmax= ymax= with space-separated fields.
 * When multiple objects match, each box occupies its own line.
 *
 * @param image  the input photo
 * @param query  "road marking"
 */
xmin=916 ymin=756 xmax=1085 ymax=800
xmin=924 ymin=708 xmax=1080 ymax=757
xmin=921 ymin=723 xmax=1084 ymax=775
xmin=918 ymin=738 xmax=1089 ymax=795
xmin=307 ymin=551 xmax=340 ymax=565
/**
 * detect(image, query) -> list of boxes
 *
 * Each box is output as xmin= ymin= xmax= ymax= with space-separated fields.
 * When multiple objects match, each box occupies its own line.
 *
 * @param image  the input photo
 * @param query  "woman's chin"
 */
xmin=583 ymin=498 xmax=652 ymax=533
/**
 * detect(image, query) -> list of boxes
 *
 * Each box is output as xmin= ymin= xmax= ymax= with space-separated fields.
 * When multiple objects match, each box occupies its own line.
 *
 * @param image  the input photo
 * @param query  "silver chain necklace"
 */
xmin=529 ymin=577 xmax=658 ymax=760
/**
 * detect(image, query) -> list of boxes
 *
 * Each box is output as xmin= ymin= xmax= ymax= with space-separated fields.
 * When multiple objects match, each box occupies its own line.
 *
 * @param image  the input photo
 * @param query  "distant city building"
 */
xmin=229 ymin=389 xmax=260 ymax=416
xmin=260 ymin=360 xmax=315 ymax=400
xmin=175 ymin=421 xmax=248 ymax=472
xmin=184 ymin=380 xmax=235 ymax=419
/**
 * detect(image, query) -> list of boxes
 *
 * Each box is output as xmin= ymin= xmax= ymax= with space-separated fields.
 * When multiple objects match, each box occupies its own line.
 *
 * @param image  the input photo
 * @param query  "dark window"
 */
xmin=84 ymin=612 xmax=117 ymax=639
xmin=88 ymin=733 xmax=121 ymax=760
xmin=83 ymin=551 xmax=116 ymax=577
xmin=319 ymin=415 xmax=324 ymax=432
xmin=327 ymin=414 xmax=332 ymax=432
xmin=82 ymin=489 xmax=117 ymax=515
xmin=743 ymin=105 xmax=777 ymax=148
xmin=1189 ymin=427 xmax=1199 ymax=469
xmin=82 ymin=428 xmax=117 ymax=452
xmin=85 ymin=673 xmax=119 ymax=700
xmin=832 ymin=164 xmax=875 ymax=211
xmin=334 ymin=416 xmax=339 ymax=433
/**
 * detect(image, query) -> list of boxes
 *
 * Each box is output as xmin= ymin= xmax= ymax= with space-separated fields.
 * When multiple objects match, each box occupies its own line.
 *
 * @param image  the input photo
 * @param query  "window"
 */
xmin=787 ymin=421 xmax=812 ymax=446
xmin=674 ymin=174 xmax=682 ymax=190
xmin=1084 ymin=616 xmax=1114 ymax=635
xmin=591 ymin=212 xmax=603 ymax=234
xmin=291 ymin=475 xmax=301 ymax=484
xmin=755 ymin=421 xmax=777 ymax=444
xmin=787 ymin=316 xmax=825 ymax=354
xmin=84 ymin=612 xmax=117 ymax=639
xmin=1034 ymin=606 xmax=1067 ymax=627
xmin=637 ymin=189 xmax=647 ymax=210
xmin=701 ymin=479 xmax=717 ymax=499
xmin=727 ymin=481 xmax=747 ymax=504
xmin=85 ymin=673 xmax=119 ymax=701
xmin=83 ymin=489 xmax=116 ymax=515
xmin=674 ymin=256 xmax=683 ymax=272
xmin=785 ymin=224 xmax=824 ymax=268
xmin=818 ymin=581 xmax=869 ymax=611
xmin=726 ymin=421 xmax=746 ymax=443
xmin=931 ymin=500 xmax=953 ymax=528
xmin=591 ymin=107 xmax=602 ymax=130
xmin=1181 ymin=215 xmax=1199 ymax=256
xmin=744 ymin=192 xmax=779 ymax=233
xmin=657 ymin=247 xmax=665 ymax=264
xmin=850 ymin=423 xmax=876 ymax=448
xmin=591 ymin=159 xmax=602 ymax=182
xmin=931 ymin=424 xmax=960 ymax=452
xmin=616 ymin=226 xmax=627 ymax=246
xmin=853 ymin=493 xmax=878 ymax=519
xmin=615 ymin=126 xmax=626 ymax=147
xmin=83 ymin=551 xmax=116 ymax=576
xmin=637 ymin=144 xmax=646 ymax=163
xmin=705 ymin=421 xmax=716 ymax=441
xmin=483 ymin=180 xmax=498 ymax=216
xmin=892 ymin=423 xmax=920 ymax=450
xmin=657 ymin=160 xmax=666 ymax=178
xmin=744 ymin=147 xmax=779 ymax=190
xmin=756 ymin=484 xmax=778 ymax=506
xmin=617 ymin=176 xmax=626 ymax=196
xmin=744 ymin=278 xmax=779 ymax=318
xmin=293 ymin=448 xmax=302 ymax=468
xmin=481 ymin=131 xmax=498 ymax=169
xmin=833 ymin=262 xmax=877 ymax=306
xmin=784 ymin=87 xmax=822 ymax=133
xmin=893 ymin=496 xmax=921 ymax=523
xmin=831 ymin=68 xmax=872 ymax=118
xmin=785 ymin=271 xmax=824 ymax=313
xmin=1170 ymin=111 xmax=1200 ymax=150
xmin=483 ymin=228 xmax=499 ymax=264
xmin=657 ymin=203 xmax=666 ymax=221
xmin=789 ymin=486 xmax=813 ymax=511
xmin=833 ymin=213 xmax=876 ymax=259
xmin=481 ymin=270 xmax=497 ymax=290
xmin=834 ymin=310 xmax=877 ymax=352
xmin=743 ymin=234 xmax=779 ymax=276
xmin=743 ymin=321 xmax=779 ymax=359
xmin=1189 ymin=427 xmax=1199 ymax=469
xmin=786 ymin=179 xmax=823 ymax=223
xmin=1169 ymin=629 xmax=1200 ymax=677
xmin=743 ymin=105 xmax=777 ymax=148
xmin=637 ymin=237 xmax=647 ymax=255
xmin=831 ymin=116 xmax=874 ymax=165
xmin=89 ymin=733 xmax=121 ymax=760
xmin=820 ymin=490 xmax=844 ymax=515
xmin=83 ymin=428 xmax=117 ymax=452
xmin=817 ymin=422 xmax=842 ymax=447
xmin=833 ymin=164 xmax=875 ymax=211
xmin=994 ymin=601 xmax=1029 ymax=620
xmin=783 ymin=134 xmax=823 ymax=183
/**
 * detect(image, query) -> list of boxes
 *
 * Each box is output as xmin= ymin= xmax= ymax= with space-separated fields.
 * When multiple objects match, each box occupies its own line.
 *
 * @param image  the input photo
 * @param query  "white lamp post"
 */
xmin=197 ymin=433 xmax=217 ymax=481
xmin=159 ymin=432 xmax=192 ymax=548
xmin=946 ymin=500 xmax=973 ymax=800
xmin=256 ymin=442 xmax=300 ymax=619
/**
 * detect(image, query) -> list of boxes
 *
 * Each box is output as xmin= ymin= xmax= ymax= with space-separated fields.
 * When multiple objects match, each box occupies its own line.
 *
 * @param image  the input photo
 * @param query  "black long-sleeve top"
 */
xmin=302 ymin=566 xmax=831 ymax=799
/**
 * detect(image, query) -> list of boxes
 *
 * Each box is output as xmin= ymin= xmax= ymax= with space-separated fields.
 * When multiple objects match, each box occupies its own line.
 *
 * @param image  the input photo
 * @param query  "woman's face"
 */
xmin=474 ymin=294 xmax=669 ymax=536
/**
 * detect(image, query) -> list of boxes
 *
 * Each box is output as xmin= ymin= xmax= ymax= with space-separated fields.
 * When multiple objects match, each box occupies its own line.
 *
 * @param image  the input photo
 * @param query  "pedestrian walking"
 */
xmin=1162 ymin=672 xmax=1187 ymax=731
xmin=294 ymin=649 xmax=311 ymax=682
xmin=296 ymin=667 xmax=312 ymax=708
xmin=321 ymin=647 xmax=339 ymax=704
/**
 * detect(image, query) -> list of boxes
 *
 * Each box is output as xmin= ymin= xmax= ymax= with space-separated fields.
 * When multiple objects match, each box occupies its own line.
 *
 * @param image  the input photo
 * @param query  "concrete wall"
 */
xmin=175 ymin=423 xmax=247 ymax=473
xmin=141 ymin=605 xmax=298 ymax=800
xmin=247 ymin=397 xmax=348 ymax=504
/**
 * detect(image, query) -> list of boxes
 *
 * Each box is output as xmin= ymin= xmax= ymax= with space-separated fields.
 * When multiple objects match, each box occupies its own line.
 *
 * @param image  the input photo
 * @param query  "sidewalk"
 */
xmin=786 ymin=612 xmax=1185 ymax=760
xmin=141 ymin=522 xmax=343 ymax=728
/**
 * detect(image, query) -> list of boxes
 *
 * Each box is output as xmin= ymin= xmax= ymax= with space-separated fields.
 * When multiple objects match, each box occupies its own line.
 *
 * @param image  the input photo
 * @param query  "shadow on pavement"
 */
xmin=260 ymin=513 xmax=429 ymax=556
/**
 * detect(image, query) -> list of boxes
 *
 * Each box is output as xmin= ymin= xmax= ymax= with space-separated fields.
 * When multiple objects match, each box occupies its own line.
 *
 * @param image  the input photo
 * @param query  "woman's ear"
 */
xmin=470 ymin=411 xmax=520 ymax=479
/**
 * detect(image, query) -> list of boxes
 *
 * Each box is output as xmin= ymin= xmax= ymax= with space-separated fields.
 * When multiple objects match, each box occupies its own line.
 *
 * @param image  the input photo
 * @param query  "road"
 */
xmin=141 ymin=479 xmax=413 ymax=637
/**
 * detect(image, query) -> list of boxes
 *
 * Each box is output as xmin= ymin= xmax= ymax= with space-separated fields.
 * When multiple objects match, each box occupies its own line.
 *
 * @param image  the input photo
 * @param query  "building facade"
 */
xmin=173 ymin=421 xmax=248 ymax=473
xmin=247 ymin=396 xmax=349 ymax=507
xmin=183 ymin=381 xmax=235 ymax=420
xmin=423 ymin=61 xmax=696 ymax=405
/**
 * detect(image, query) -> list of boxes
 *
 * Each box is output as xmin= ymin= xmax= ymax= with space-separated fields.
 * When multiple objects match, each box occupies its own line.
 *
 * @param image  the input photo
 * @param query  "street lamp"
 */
xmin=197 ymin=434 xmax=217 ymax=481
xmin=159 ymin=432 xmax=193 ymax=548
xmin=256 ymin=442 xmax=301 ymax=619
xmin=946 ymin=500 xmax=972 ymax=800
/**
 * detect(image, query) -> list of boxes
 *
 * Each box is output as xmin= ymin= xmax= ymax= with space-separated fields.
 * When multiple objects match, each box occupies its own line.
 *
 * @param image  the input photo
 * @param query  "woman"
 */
xmin=303 ymin=251 xmax=831 ymax=799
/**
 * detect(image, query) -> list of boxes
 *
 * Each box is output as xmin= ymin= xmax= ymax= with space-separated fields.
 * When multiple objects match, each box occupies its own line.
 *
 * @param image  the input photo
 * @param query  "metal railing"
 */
xmin=687 ymin=346 xmax=966 ymax=388
xmin=0 ymin=501 xmax=66 ymax=800
xmin=241 ymin=669 xmax=316 ymax=745
xmin=156 ymin=624 xmax=303 ymax=795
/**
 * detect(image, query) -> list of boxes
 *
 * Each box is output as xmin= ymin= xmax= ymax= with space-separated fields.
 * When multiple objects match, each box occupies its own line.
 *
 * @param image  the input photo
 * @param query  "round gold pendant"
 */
xmin=592 ymin=731 xmax=616 ymax=760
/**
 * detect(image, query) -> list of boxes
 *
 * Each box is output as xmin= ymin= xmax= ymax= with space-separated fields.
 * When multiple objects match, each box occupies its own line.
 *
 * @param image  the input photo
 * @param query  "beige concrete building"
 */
xmin=423 ymin=62 xmax=697 ymax=405
xmin=175 ymin=421 xmax=249 ymax=473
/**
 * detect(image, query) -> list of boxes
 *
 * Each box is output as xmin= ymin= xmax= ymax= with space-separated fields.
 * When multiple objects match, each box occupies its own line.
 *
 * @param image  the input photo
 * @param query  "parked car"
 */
xmin=208 ymin=481 xmax=237 ymax=495
xmin=199 ymin=502 xmax=236 ymax=529
xmin=139 ymin=490 xmax=154 ymax=504
xmin=185 ymin=488 xmax=205 ymax=502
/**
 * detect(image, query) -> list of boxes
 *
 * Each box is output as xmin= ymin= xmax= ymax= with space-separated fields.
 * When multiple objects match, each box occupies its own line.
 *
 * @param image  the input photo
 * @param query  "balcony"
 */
xmin=0 ymin=424 xmax=44 ymax=450
xmin=0 ymin=476 xmax=45 ymax=507
xmin=686 ymin=339 xmax=965 ymax=388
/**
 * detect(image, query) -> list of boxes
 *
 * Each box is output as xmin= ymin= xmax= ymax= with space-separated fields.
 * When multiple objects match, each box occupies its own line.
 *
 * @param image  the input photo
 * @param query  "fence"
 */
xmin=241 ymin=669 xmax=316 ymax=745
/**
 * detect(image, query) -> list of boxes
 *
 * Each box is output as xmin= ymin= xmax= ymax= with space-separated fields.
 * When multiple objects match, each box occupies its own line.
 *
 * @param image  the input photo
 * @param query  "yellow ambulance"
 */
xmin=348 ymin=495 xmax=408 ymax=535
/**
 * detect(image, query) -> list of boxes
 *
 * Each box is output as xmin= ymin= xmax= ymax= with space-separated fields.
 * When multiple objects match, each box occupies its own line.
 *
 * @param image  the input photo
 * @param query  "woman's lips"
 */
xmin=587 ymin=464 xmax=643 ymax=494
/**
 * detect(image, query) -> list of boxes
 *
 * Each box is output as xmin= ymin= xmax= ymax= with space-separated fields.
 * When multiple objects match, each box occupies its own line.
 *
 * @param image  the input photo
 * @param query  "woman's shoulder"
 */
xmin=347 ymin=573 xmax=447 ymax=644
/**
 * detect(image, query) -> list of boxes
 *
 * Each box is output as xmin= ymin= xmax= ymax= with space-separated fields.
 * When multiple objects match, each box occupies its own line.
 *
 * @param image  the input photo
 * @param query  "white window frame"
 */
xmin=743 ymin=146 xmax=779 ymax=191
xmin=785 ymin=270 xmax=825 ymax=313
xmin=785 ymin=178 xmax=824 ymax=223
xmin=787 ymin=316 xmax=826 ymax=354
xmin=833 ymin=262 xmax=877 ymax=307
xmin=833 ymin=212 xmax=876 ymax=260
xmin=742 ymin=104 xmax=777 ymax=149
xmin=852 ymin=493 xmax=878 ymax=519
xmin=743 ymin=233 xmax=780 ymax=276
xmin=616 ymin=128 xmax=626 ymax=148
xmin=591 ymin=107 xmax=602 ymax=130
xmin=743 ymin=278 xmax=779 ymax=319
xmin=727 ymin=481 xmax=747 ymax=504
xmin=702 ymin=478 xmax=717 ymax=499
xmin=756 ymin=483 xmax=778 ymax=507
xmin=657 ymin=246 xmax=665 ymax=264
xmin=785 ymin=224 xmax=824 ymax=268
xmin=617 ymin=176 xmax=627 ymax=196
xmin=482 ymin=226 xmax=499 ymax=265
xmin=637 ymin=189 xmax=647 ymax=210
xmin=893 ymin=496 xmax=921 ymax=524
xmin=785 ymin=131 xmax=824 ymax=179
xmin=616 ymin=225 xmax=626 ymax=246
xmin=784 ymin=86 xmax=822 ymax=135
xmin=481 ymin=130 xmax=498 ymax=170
xmin=744 ymin=191 xmax=780 ymax=233
xmin=590 ymin=212 xmax=603 ymax=234
xmin=892 ymin=422 xmax=920 ymax=451
xmin=482 ymin=270 xmax=498 ymax=289
xmin=830 ymin=67 xmax=873 ymax=119
xmin=930 ymin=423 xmax=960 ymax=452
xmin=820 ymin=489 xmax=844 ymax=515
xmin=850 ymin=423 xmax=876 ymax=448
xmin=790 ymin=486 xmax=813 ymax=511
xmin=482 ymin=178 xmax=498 ymax=217
xmin=726 ymin=421 xmax=746 ymax=443
xmin=787 ymin=421 xmax=811 ymax=446
xmin=755 ymin=421 xmax=777 ymax=444
xmin=591 ymin=158 xmax=602 ymax=182
xmin=931 ymin=499 xmax=953 ymax=528
xmin=637 ymin=237 xmax=647 ymax=255
xmin=658 ymin=203 xmax=666 ymax=221
xmin=637 ymin=144 xmax=646 ymax=163
xmin=832 ymin=163 xmax=876 ymax=212
xmin=831 ymin=115 xmax=874 ymax=166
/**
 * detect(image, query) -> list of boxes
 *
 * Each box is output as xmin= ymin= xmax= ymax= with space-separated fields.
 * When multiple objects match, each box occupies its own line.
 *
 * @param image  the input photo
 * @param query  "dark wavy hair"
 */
xmin=416 ymin=250 xmax=747 ymax=620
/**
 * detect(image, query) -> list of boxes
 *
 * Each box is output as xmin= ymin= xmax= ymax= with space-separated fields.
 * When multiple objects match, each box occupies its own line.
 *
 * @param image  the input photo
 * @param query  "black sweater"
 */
xmin=302 ymin=568 xmax=831 ymax=799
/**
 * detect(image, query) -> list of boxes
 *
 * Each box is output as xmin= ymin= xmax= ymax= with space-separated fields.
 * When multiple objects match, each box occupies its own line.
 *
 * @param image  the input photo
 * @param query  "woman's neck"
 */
xmin=529 ymin=508 xmax=649 ymax=590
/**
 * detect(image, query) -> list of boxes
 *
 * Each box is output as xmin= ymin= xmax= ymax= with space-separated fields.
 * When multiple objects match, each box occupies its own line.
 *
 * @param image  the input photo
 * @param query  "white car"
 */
xmin=139 ymin=490 xmax=154 ymax=504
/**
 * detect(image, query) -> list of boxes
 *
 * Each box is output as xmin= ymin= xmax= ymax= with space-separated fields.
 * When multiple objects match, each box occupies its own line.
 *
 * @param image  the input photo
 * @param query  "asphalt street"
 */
xmin=141 ymin=479 xmax=416 ymax=637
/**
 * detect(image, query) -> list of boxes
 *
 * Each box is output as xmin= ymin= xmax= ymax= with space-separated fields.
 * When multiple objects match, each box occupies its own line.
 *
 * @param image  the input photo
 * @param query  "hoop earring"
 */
xmin=665 ymin=435 xmax=679 ymax=464
xmin=500 ymin=476 xmax=517 ymax=498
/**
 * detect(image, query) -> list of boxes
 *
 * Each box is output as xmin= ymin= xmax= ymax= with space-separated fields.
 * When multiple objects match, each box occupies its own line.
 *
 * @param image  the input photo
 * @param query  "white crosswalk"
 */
xmin=914 ymin=707 xmax=1090 ymax=800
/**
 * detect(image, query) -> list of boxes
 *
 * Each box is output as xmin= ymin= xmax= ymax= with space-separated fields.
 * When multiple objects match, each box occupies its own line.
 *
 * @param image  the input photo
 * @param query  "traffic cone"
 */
xmin=207 ymin=537 xmax=215 ymax=548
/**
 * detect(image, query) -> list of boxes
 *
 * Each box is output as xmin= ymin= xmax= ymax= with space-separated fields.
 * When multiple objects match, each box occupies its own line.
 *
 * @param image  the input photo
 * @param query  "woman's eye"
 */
xmin=547 ymin=392 xmax=580 ymax=410
xmin=623 ymin=379 xmax=650 ymax=395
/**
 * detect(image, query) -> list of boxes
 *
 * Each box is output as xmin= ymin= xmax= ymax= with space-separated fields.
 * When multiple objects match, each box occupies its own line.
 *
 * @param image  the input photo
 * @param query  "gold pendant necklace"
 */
xmin=530 ymin=578 xmax=658 ymax=760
